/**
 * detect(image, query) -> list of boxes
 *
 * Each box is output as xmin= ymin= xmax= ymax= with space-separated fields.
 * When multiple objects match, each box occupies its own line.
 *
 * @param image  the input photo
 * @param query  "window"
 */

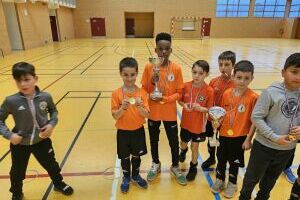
xmin=216 ymin=0 xmax=251 ymax=17
xmin=182 ymin=19 xmax=195 ymax=31
xmin=254 ymin=0 xmax=287 ymax=18
xmin=289 ymin=0 xmax=300 ymax=18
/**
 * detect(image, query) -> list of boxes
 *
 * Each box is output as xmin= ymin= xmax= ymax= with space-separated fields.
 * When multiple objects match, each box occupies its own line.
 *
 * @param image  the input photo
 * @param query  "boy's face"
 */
xmin=120 ymin=67 xmax=138 ymax=87
xmin=218 ymin=59 xmax=234 ymax=77
xmin=282 ymin=66 xmax=300 ymax=90
xmin=155 ymin=40 xmax=172 ymax=62
xmin=16 ymin=74 xmax=37 ymax=96
xmin=233 ymin=71 xmax=253 ymax=90
xmin=192 ymin=65 xmax=208 ymax=85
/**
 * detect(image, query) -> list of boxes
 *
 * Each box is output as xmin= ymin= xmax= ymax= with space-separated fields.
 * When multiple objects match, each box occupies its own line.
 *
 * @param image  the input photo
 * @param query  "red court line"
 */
xmin=0 ymin=168 xmax=189 ymax=179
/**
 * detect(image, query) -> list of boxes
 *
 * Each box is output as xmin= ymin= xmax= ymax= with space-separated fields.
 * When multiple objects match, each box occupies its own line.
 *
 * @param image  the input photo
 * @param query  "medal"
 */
xmin=168 ymin=73 xmax=174 ymax=81
xmin=227 ymin=129 xmax=234 ymax=136
xmin=129 ymin=98 xmax=136 ymax=105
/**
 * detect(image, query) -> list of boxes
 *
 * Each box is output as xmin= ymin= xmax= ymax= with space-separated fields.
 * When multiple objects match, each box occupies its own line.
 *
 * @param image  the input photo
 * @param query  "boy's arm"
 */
xmin=111 ymin=91 xmax=128 ymax=120
xmin=251 ymin=90 xmax=280 ymax=142
xmin=0 ymin=98 xmax=13 ymax=139
xmin=47 ymin=95 xmax=58 ymax=127
xmin=136 ymin=91 xmax=150 ymax=118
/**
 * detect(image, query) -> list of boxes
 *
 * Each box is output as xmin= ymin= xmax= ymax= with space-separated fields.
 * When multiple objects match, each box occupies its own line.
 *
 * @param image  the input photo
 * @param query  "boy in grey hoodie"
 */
xmin=0 ymin=62 xmax=73 ymax=200
xmin=239 ymin=53 xmax=300 ymax=200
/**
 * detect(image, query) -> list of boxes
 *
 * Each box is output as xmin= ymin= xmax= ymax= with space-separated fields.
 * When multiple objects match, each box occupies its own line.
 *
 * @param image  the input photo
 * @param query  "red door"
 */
xmin=50 ymin=16 xmax=59 ymax=41
xmin=125 ymin=18 xmax=135 ymax=36
xmin=201 ymin=18 xmax=211 ymax=37
xmin=90 ymin=18 xmax=106 ymax=36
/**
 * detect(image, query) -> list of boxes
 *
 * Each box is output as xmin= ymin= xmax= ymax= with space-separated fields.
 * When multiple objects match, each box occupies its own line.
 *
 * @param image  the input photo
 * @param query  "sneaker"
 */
xmin=223 ymin=182 xmax=238 ymax=198
xmin=211 ymin=178 xmax=225 ymax=193
xmin=179 ymin=148 xmax=188 ymax=163
xmin=54 ymin=182 xmax=74 ymax=195
xmin=186 ymin=166 xmax=197 ymax=181
xmin=201 ymin=157 xmax=216 ymax=170
xmin=147 ymin=162 xmax=161 ymax=181
xmin=284 ymin=168 xmax=296 ymax=184
xmin=132 ymin=174 xmax=148 ymax=189
xmin=12 ymin=193 xmax=23 ymax=200
xmin=170 ymin=165 xmax=187 ymax=185
xmin=120 ymin=177 xmax=130 ymax=193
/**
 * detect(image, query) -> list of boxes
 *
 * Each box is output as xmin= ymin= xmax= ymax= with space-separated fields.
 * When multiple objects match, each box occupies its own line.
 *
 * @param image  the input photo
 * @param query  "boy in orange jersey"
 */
xmin=202 ymin=51 xmax=236 ymax=170
xmin=111 ymin=57 xmax=149 ymax=193
xmin=141 ymin=33 xmax=186 ymax=185
xmin=210 ymin=60 xmax=258 ymax=198
xmin=178 ymin=60 xmax=214 ymax=181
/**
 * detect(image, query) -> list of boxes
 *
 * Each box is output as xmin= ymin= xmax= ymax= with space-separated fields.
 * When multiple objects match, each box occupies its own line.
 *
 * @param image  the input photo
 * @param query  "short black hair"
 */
xmin=119 ymin=57 xmax=138 ymax=72
xmin=234 ymin=60 xmax=254 ymax=75
xmin=12 ymin=62 xmax=36 ymax=81
xmin=192 ymin=60 xmax=210 ymax=73
xmin=284 ymin=53 xmax=300 ymax=70
xmin=155 ymin=32 xmax=172 ymax=44
xmin=218 ymin=51 xmax=236 ymax=65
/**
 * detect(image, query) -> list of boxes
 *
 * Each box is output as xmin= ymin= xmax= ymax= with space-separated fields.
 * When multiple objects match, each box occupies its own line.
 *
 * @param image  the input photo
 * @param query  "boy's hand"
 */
xmin=10 ymin=134 xmax=23 ymax=145
xmin=192 ymin=103 xmax=208 ymax=112
xmin=289 ymin=126 xmax=300 ymax=140
xmin=39 ymin=124 xmax=54 ymax=139
xmin=276 ymin=135 xmax=292 ymax=145
xmin=183 ymin=103 xmax=193 ymax=112
xmin=121 ymin=99 xmax=130 ymax=110
xmin=135 ymin=97 xmax=143 ymax=107
xmin=242 ymin=139 xmax=252 ymax=150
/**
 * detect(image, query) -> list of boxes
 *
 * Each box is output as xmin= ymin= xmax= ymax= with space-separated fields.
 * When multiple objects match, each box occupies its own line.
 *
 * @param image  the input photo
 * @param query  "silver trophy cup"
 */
xmin=149 ymin=57 xmax=164 ymax=100
xmin=208 ymin=106 xmax=226 ymax=147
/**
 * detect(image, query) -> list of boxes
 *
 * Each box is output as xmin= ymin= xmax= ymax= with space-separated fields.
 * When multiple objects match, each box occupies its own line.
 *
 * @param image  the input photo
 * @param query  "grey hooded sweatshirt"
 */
xmin=252 ymin=82 xmax=299 ymax=150
xmin=0 ymin=87 xmax=58 ymax=145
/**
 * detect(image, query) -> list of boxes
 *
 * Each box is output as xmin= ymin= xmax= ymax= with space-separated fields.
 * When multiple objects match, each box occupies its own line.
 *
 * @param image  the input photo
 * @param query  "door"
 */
xmin=125 ymin=18 xmax=135 ymax=37
xmin=90 ymin=18 xmax=106 ymax=36
xmin=50 ymin=16 xmax=59 ymax=42
xmin=201 ymin=18 xmax=211 ymax=37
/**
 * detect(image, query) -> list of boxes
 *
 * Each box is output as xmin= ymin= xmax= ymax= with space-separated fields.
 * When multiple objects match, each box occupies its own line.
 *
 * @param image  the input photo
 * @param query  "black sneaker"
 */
xmin=201 ymin=157 xmax=216 ymax=170
xmin=12 ymin=193 xmax=23 ymax=200
xmin=54 ymin=182 xmax=74 ymax=195
xmin=186 ymin=166 xmax=197 ymax=181
xmin=179 ymin=148 xmax=188 ymax=163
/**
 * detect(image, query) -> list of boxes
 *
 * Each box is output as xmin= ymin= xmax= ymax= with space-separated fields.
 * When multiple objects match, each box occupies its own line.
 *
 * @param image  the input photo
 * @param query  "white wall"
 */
xmin=2 ymin=2 xmax=23 ymax=50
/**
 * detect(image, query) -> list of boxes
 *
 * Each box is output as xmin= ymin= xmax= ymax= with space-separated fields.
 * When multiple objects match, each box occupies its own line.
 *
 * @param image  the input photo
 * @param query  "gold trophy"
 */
xmin=149 ymin=57 xmax=164 ymax=100
xmin=208 ymin=106 xmax=226 ymax=147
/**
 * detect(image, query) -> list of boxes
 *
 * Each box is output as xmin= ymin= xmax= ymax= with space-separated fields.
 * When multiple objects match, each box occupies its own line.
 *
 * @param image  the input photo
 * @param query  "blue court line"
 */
xmin=176 ymin=109 xmax=222 ymax=200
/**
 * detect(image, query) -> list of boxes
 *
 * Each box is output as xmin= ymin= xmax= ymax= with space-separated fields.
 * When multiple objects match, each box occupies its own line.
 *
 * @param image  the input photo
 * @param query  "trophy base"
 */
xmin=209 ymin=137 xmax=220 ymax=147
xmin=150 ymin=92 xmax=163 ymax=100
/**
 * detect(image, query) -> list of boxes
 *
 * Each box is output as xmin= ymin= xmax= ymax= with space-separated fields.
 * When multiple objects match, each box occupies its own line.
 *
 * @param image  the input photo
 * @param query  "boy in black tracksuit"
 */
xmin=0 ymin=62 xmax=74 ymax=200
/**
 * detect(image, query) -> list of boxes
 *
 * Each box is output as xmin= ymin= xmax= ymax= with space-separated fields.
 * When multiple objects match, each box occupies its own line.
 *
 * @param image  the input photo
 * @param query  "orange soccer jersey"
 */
xmin=141 ymin=61 xmax=183 ymax=121
xmin=111 ymin=87 xmax=149 ymax=130
xmin=180 ymin=81 xmax=214 ymax=134
xmin=219 ymin=88 xmax=258 ymax=137
xmin=209 ymin=75 xmax=235 ymax=106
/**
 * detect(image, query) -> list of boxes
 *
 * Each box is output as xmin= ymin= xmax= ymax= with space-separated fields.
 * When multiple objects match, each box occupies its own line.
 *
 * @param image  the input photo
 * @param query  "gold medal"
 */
xmin=227 ymin=129 xmax=234 ymax=136
xmin=288 ymin=134 xmax=297 ymax=141
xmin=129 ymin=98 xmax=136 ymax=105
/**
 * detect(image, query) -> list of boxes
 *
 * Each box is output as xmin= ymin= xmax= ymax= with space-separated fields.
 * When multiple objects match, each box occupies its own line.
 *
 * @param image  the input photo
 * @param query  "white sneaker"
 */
xmin=147 ymin=162 xmax=161 ymax=181
xmin=223 ymin=182 xmax=237 ymax=198
xmin=211 ymin=178 xmax=225 ymax=193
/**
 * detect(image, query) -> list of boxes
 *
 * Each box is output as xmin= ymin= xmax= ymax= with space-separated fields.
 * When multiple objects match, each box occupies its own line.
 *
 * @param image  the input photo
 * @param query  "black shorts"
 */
xmin=117 ymin=126 xmax=147 ymax=159
xmin=203 ymin=120 xmax=215 ymax=137
xmin=180 ymin=128 xmax=206 ymax=143
xmin=298 ymin=165 xmax=300 ymax=177
xmin=217 ymin=136 xmax=247 ymax=168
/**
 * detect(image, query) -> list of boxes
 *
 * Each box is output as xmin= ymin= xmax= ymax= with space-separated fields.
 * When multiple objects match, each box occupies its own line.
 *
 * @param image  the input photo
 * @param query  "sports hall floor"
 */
xmin=0 ymin=38 xmax=299 ymax=200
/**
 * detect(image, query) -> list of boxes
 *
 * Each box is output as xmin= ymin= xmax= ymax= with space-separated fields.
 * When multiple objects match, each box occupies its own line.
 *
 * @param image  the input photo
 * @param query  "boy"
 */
xmin=141 ymin=32 xmax=186 ymax=185
xmin=289 ymin=165 xmax=300 ymax=200
xmin=210 ymin=60 xmax=258 ymax=198
xmin=239 ymin=53 xmax=300 ymax=200
xmin=202 ymin=51 xmax=236 ymax=170
xmin=0 ymin=62 xmax=73 ymax=200
xmin=111 ymin=57 xmax=149 ymax=193
xmin=178 ymin=60 xmax=214 ymax=181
